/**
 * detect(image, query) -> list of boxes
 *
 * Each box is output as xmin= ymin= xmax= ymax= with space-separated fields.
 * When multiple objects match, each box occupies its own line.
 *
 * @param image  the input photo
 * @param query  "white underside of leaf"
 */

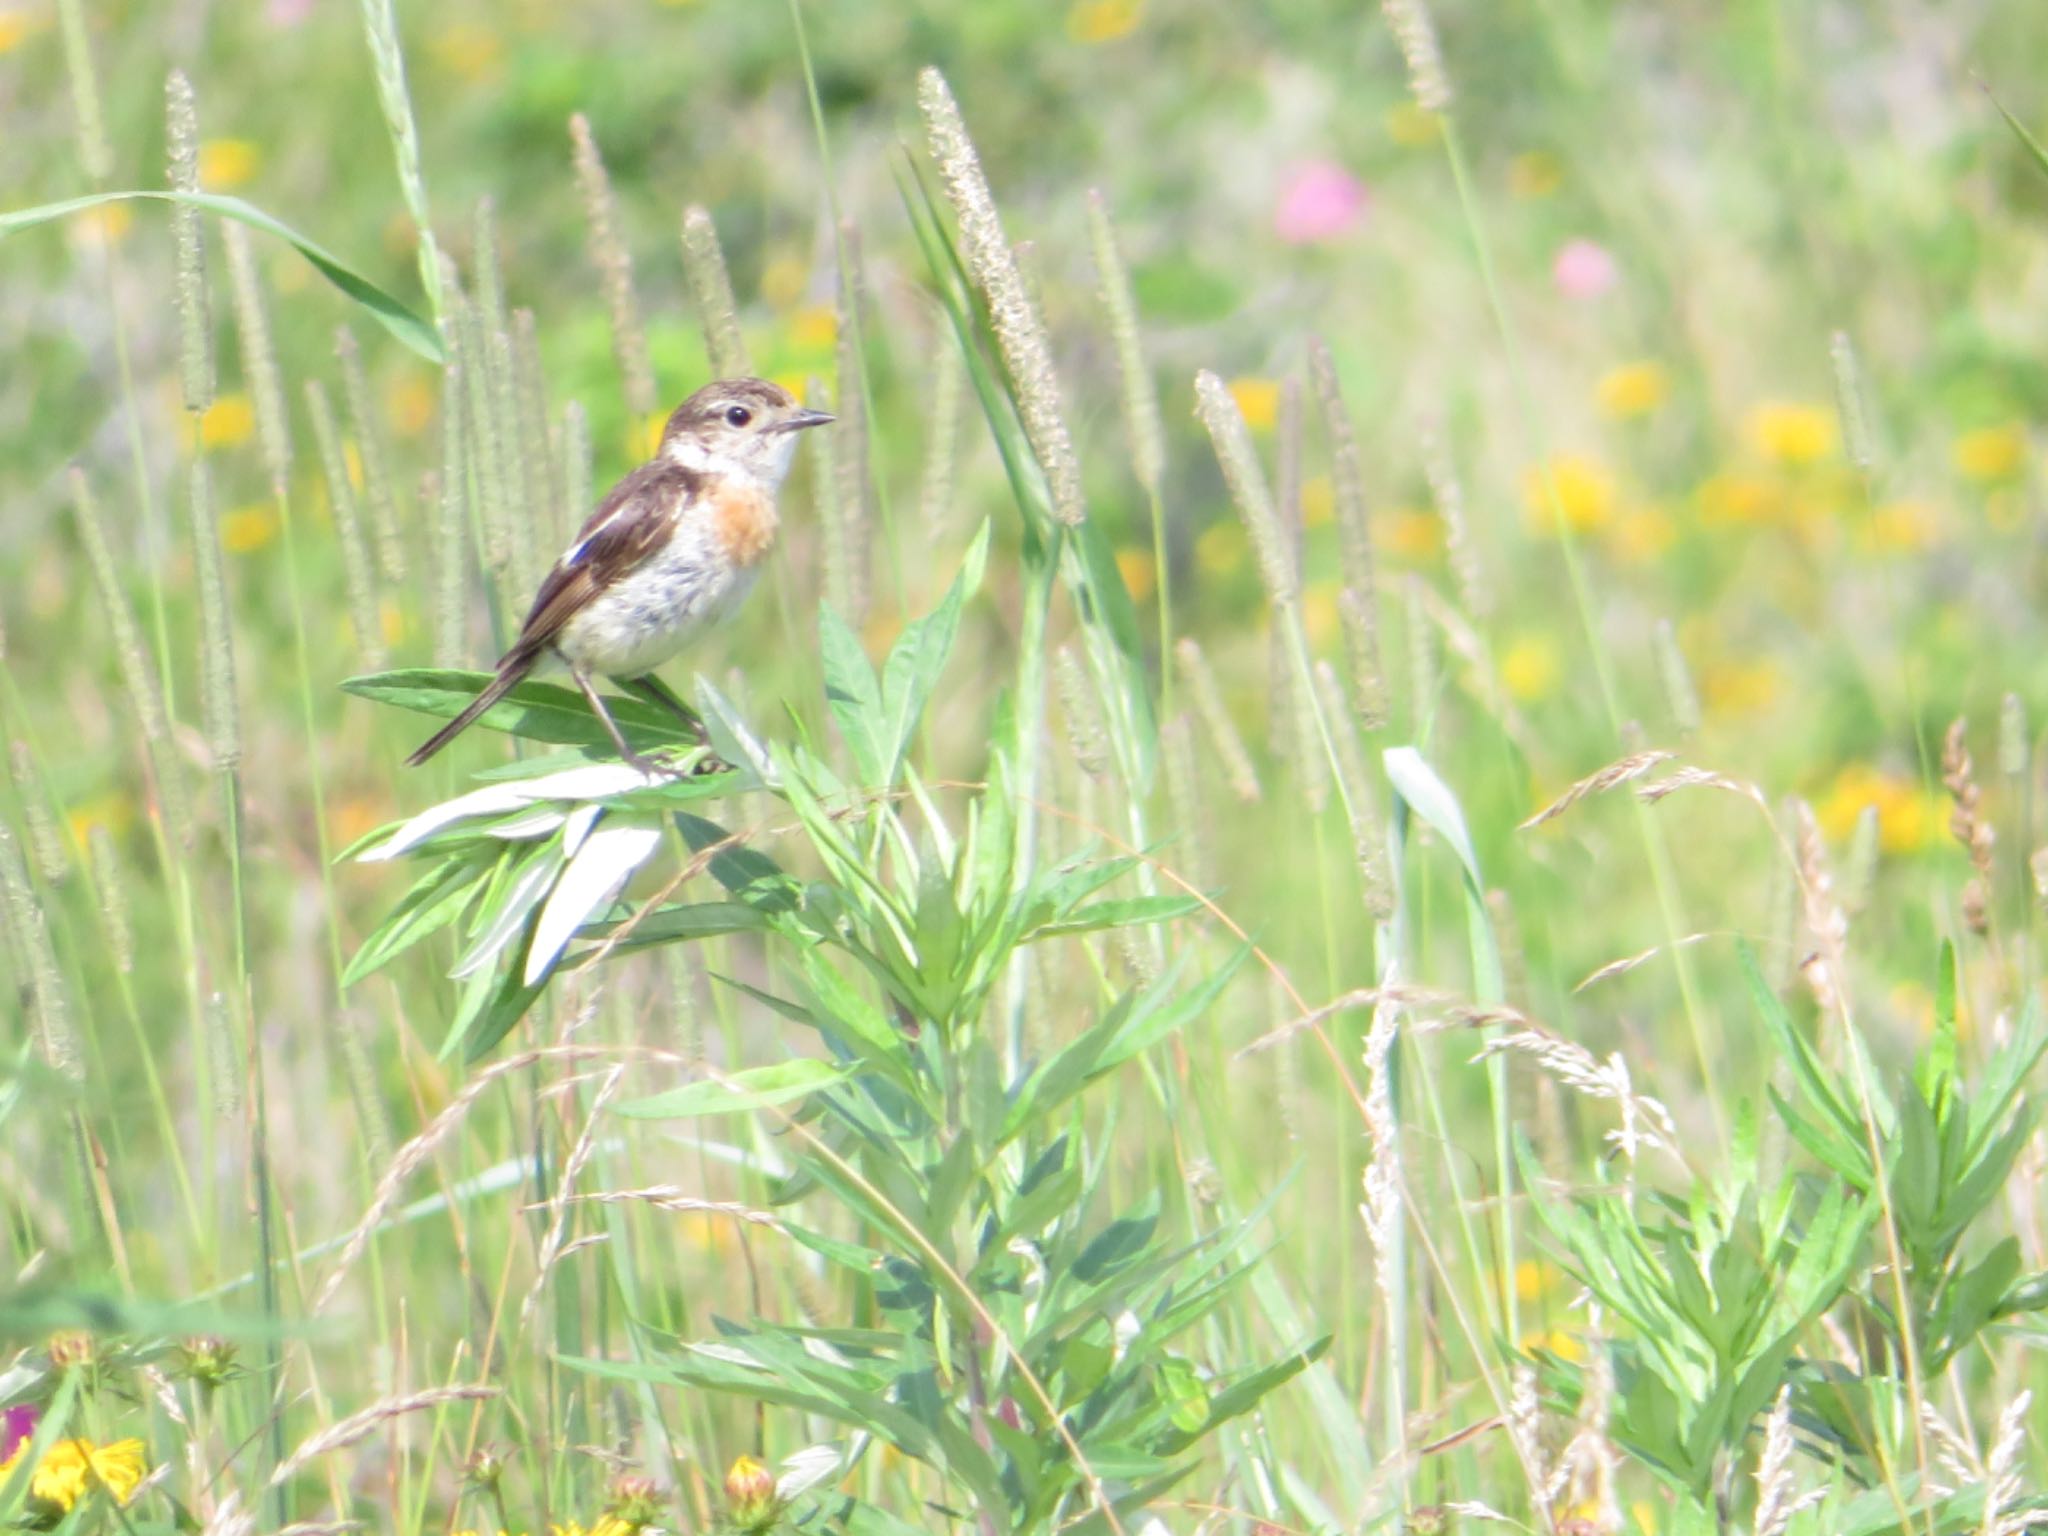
xmin=524 ymin=819 xmax=662 ymax=984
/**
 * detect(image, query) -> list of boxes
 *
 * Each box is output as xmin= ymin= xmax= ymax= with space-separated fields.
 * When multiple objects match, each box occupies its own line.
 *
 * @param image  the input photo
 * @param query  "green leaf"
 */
xmin=617 ymin=1058 xmax=848 ymax=1120
xmin=1153 ymin=1336 xmax=1329 ymax=1454
xmin=0 ymin=189 xmax=443 ymax=363
xmin=342 ymin=853 xmax=490 ymax=985
xmin=585 ymin=900 xmax=772 ymax=952
xmin=1986 ymin=82 xmax=2048 ymax=185
xmin=876 ymin=521 xmax=990 ymax=781
xmin=343 ymin=669 xmax=691 ymax=754
xmin=819 ymin=604 xmax=886 ymax=785
xmin=1030 ymin=893 xmax=1202 ymax=940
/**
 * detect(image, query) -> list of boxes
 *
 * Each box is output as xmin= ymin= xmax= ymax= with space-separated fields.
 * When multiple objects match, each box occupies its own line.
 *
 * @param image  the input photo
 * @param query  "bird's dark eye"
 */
xmin=724 ymin=404 xmax=752 ymax=427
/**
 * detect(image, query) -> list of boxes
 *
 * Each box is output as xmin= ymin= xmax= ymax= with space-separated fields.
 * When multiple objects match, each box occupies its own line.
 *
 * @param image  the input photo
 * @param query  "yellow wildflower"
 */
xmin=1194 ymin=520 xmax=1247 ymax=575
xmin=1508 ymin=150 xmax=1562 ymax=199
xmin=428 ymin=22 xmax=502 ymax=82
xmin=76 ymin=204 xmax=133 ymax=244
xmin=1700 ymin=659 xmax=1782 ymax=719
xmin=200 ymin=393 xmax=256 ymax=449
xmin=787 ymin=304 xmax=836 ymax=353
xmin=1596 ymin=360 xmax=1668 ymax=419
xmin=1952 ymin=423 xmax=2027 ymax=483
xmin=758 ymin=251 xmax=807 ymax=311
xmin=1114 ymin=547 xmax=1156 ymax=603
xmin=198 ymin=138 xmax=260 ymax=190
xmin=1521 ymin=455 xmax=1615 ymax=534
xmin=1227 ymin=377 xmax=1280 ymax=433
xmin=1500 ymin=636 xmax=1560 ymax=703
xmin=66 ymin=792 xmax=134 ymax=846
xmin=1302 ymin=583 xmax=1339 ymax=650
xmin=1696 ymin=471 xmax=1779 ymax=528
xmin=1375 ymin=506 xmax=1442 ymax=560
xmin=1520 ymin=1326 xmax=1587 ymax=1364
xmin=1385 ymin=101 xmax=1439 ymax=147
xmin=1860 ymin=500 xmax=1938 ymax=554
xmin=1609 ymin=506 xmax=1677 ymax=563
xmin=0 ymin=1437 xmax=148 ymax=1512
xmin=1066 ymin=0 xmax=1141 ymax=43
xmin=221 ymin=503 xmax=279 ymax=554
xmin=1746 ymin=401 xmax=1836 ymax=467
xmin=1301 ymin=474 xmax=1334 ymax=527
xmin=1817 ymin=763 xmax=1938 ymax=854
xmin=0 ymin=11 xmax=45 ymax=53
xmin=385 ymin=375 xmax=436 ymax=437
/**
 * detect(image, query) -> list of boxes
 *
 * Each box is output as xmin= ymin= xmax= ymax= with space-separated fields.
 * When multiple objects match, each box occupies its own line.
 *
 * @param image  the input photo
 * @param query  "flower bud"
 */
xmin=723 ymin=1455 xmax=781 ymax=1532
xmin=606 ymin=1472 xmax=661 ymax=1532
xmin=173 ymin=1336 xmax=240 ymax=1393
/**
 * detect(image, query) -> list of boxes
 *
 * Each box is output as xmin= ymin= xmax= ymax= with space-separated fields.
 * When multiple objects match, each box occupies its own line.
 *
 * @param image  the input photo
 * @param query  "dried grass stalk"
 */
xmin=1793 ymin=798 xmax=1848 ymax=1015
xmin=269 ymin=1387 xmax=498 ymax=1487
xmin=1520 ymin=750 xmax=1675 ymax=829
xmin=919 ymin=68 xmax=1084 ymax=526
xmin=1943 ymin=717 xmax=1995 ymax=936
xmin=521 ymin=1067 xmax=625 ymax=1329
xmin=1310 ymin=340 xmax=1388 ymax=726
xmin=1475 ymin=1027 xmax=1680 ymax=1163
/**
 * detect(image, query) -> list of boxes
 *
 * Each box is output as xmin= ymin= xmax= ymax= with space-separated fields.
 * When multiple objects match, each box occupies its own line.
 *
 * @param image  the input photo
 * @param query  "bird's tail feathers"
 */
xmin=405 ymin=655 xmax=536 ymax=767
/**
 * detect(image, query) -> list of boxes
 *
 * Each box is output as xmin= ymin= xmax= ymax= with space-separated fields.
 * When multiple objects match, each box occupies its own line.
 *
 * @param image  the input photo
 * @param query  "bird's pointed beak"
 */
xmin=770 ymin=408 xmax=836 ymax=434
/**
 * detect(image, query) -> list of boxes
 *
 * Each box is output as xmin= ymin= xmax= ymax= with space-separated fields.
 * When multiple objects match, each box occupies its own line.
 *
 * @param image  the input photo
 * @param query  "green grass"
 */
xmin=2 ymin=1 xmax=2048 ymax=1532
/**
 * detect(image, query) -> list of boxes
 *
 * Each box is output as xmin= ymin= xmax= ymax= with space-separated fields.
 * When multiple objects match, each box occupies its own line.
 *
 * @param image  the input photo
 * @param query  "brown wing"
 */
xmin=506 ymin=459 xmax=704 ymax=658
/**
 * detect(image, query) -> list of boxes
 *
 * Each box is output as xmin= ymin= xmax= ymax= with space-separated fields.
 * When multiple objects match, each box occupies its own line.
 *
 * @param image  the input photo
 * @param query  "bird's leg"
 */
xmin=622 ymin=674 xmax=730 ymax=776
xmin=570 ymin=665 xmax=668 ymax=776
xmin=621 ymin=673 xmax=708 ymax=743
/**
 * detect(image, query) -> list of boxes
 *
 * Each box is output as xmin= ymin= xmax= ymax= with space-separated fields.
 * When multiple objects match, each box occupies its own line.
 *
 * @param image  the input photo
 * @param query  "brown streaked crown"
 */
xmin=659 ymin=377 xmax=799 ymax=445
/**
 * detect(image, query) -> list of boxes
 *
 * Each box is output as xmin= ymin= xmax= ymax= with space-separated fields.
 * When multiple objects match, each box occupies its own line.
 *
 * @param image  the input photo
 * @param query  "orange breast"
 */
xmin=708 ymin=479 xmax=780 ymax=568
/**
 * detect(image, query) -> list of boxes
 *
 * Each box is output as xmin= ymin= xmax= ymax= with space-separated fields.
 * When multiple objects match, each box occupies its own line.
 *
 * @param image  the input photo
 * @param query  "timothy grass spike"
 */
xmin=512 ymin=309 xmax=561 ymax=563
xmin=354 ymin=0 xmax=443 ymax=316
xmin=1830 ymin=330 xmax=1875 ymax=474
xmin=165 ymin=71 xmax=214 ymax=413
xmin=1421 ymin=415 xmax=1488 ymax=617
xmin=306 ymin=380 xmax=386 ymax=669
xmin=569 ymin=113 xmax=657 ymax=418
xmin=1653 ymin=618 xmax=1701 ymax=738
xmin=919 ymin=67 xmax=1085 ymax=526
xmin=1315 ymin=660 xmax=1392 ymax=918
xmin=680 ymin=204 xmax=750 ymax=377
xmin=831 ymin=222 xmax=872 ymax=625
xmin=919 ymin=338 xmax=965 ymax=536
xmin=1159 ymin=712 xmax=1210 ymax=892
xmin=72 ymin=467 xmax=195 ymax=851
xmin=434 ymin=367 xmax=471 ymax=668
xmin=1173 ymin=640 xmax=1260 ymax=802
xmin=188 ymin=453 xmax=241 ymax=771
xmin=56 ymin=0 xmax=111 ymax=182
xmin=1193 ymin=370 xmax=1295 ymax=606
xmin=1381 ymin=0 xmax=1451 ymax=112
xmin=561 ymin=398 xmax=591 ymax=549
xmin=335 ymin=328 xmax=407 ymax=583
xmin=1086 ymin=189 xmax=1165 ymax=496
xmin=221 ymin=222 xmax=294 ymax=495
xmin=7 ymin=743 xmax=67 ymax=886
xmin=0 ymin=823 xmax=79 ymax=1077
xmin=86 ymin=824 xmax=133 ymax=974
xmin=1055 ymin=646 xmax=1110 ymax=780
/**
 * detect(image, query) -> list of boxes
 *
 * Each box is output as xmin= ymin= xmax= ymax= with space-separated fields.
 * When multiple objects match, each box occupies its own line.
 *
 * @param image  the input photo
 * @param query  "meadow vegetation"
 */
xmin=2 ymin=0 xmax=2047 ymax=1532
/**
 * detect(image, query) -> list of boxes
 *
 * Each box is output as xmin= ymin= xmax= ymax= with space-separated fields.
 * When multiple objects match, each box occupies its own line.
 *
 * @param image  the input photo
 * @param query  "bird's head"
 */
xmin=658 ymin=377 xmax=834 ymax=484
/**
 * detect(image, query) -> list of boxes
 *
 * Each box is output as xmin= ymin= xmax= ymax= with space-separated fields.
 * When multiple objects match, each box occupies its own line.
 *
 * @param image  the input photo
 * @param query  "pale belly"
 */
xmin=553 ymin=534 xmax=762 ymax=679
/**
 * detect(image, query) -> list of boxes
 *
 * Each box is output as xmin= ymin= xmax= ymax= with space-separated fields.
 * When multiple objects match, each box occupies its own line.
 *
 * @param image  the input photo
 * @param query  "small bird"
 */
xmin=408 ymin=376 xmax=833 ymax=769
